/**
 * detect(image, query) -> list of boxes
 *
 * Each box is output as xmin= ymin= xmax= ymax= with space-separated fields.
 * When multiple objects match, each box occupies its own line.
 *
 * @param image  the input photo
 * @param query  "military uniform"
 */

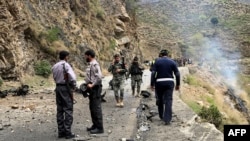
xmin=108 ymin=61 xmax=127 ymax=106
xmin=52 ymin=60 xmax=76 ymax=138
xmin=127 ymin=61 xmax=144 ymax=97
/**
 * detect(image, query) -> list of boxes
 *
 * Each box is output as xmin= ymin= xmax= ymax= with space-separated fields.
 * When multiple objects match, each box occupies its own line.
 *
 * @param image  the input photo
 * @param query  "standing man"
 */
xmin=108 ymin=54 xmax=127 ymax=107
xmin=52 ymin=50 xmax=77 ymax=139
xmin=150 ymin=49 xmax=180 ymax=125
xmin=127 ymin=56 xmax=144 ymax=97
xmin=151 ymin=53 xmax=163 ymax=106
xmin=84 ymin=49 xmax=104 ymax=134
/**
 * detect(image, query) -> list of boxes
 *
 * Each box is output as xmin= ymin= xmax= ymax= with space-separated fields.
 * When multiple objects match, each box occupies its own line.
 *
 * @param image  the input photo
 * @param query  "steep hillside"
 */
xmin=0 ymin=0 xmax=139 ymax=82
xmin=1 ymin=0 xmax=250 ymax=126
xmin=136 ymin=0 xmax=250 ymax=128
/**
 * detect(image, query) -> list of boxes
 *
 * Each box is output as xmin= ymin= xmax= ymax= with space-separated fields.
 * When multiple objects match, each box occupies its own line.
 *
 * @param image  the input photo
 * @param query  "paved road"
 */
xmin=0 ymin=68 xmax=223 ymax=141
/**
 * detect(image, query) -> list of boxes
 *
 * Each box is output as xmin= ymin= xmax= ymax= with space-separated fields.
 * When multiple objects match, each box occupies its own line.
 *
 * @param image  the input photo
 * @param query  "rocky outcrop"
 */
xmin=100 ymin=0 xmax=138 ymax=62
xmin=0 ymin=0 xmax=28 ymax=80
xmin=0 ymin=0 xmax=138 ymax=80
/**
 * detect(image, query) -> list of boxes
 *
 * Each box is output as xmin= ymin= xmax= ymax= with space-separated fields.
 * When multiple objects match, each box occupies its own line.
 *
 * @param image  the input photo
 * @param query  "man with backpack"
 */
xmin=127 ymin=56 xmax=144 ymax=97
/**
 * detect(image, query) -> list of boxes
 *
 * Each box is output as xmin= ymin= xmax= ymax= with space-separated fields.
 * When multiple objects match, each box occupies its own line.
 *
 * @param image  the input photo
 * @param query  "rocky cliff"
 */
xmin=0 ymin=0 xmax=139 ymax=81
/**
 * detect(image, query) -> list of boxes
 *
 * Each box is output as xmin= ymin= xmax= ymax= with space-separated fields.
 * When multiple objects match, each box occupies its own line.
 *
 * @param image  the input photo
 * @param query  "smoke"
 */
xmin=157 ymin=0 xmax=244 ymax=95
xmin=138 ymin=0 xmax=160 ymax=4
xmin=200 ymin=37 xmax=242 ymax=92
xmin=237 ymin=0 xmax=250 ymax=4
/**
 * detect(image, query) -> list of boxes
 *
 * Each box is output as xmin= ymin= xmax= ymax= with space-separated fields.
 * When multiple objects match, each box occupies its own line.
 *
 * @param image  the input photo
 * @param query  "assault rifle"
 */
xmin=63 ymin=63 xmax=77 ymax=104
xmin=120 ymin=52 xmax=127 ymax=71
xmin=121 ymin=55 xmax=126 ymax=69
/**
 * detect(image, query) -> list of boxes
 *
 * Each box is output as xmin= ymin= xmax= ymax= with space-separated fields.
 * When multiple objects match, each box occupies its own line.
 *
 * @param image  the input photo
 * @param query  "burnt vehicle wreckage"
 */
xmin=225 ymin=86 xmax=250 ymax=123
xmin=0 ymin=83 xmax=107 ymax=103
xmin=0 ymin=84 xmax=30 ymax=98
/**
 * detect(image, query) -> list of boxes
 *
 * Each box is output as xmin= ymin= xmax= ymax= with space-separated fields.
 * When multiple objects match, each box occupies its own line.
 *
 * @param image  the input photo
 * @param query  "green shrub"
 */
xmin=210 ymin=17 xmax=219 ymax=25
xmin=96 ymin=8 xmax=105 ymax=20
xmin=125 ymin=0 xmax=138 ymax=14
xmin=206 ymin=96 xmax=215 ymax=105
xmin=198 ymin=105 xmax=223 ymax=128
xmin=184 ymin=75 xmax=199 ymax=86
xmin=187 ymin=101 xmax=202 ymax=114
xmin=46 ymin=27 xmax=61 ymax=43
xmin=34 ymin=60 xmax=52 ymax=78
xmin=191 ymin=33 xmax=204 ymax=46
xmin=184 ymin=75 xmax=215 ymax=94
xmin=109 ymin=39 xmax=116 ymax=50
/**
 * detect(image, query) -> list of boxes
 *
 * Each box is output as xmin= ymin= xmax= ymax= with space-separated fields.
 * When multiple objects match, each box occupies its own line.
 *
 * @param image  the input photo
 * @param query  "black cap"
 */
xmin=59 ymin=50 xmax=69 ymax=60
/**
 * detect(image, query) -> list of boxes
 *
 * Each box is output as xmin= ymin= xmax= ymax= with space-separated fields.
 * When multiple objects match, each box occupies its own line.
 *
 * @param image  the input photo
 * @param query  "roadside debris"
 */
xmin=0 ymin=84 xmax=30 ymax=98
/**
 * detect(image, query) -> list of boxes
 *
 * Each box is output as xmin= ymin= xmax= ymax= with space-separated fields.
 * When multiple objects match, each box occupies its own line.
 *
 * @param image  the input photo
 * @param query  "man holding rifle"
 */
xmin=108 ymin=53 xmax=127 ymax=107
xmin=52 ymin=50 xmax=77 ymax=139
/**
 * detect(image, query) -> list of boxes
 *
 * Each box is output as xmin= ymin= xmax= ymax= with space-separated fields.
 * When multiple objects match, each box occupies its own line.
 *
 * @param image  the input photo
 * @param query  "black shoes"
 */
xmin=58 ymin=133 xmax=66 ymax=138
xmin=86 ymin=125 xmax=96 ymax=131
xmin=164 ymin=122 xmax=170 ymax=125
xmin=65 ymin=133 xmax=76 ymax=139
xmin=90 ymin=128 xmax=104 ymax=134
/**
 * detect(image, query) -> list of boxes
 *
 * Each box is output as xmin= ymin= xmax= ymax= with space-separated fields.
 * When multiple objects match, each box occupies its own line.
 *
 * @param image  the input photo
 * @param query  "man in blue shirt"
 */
xmin=150 ymin=49 xmax=180 ymax=125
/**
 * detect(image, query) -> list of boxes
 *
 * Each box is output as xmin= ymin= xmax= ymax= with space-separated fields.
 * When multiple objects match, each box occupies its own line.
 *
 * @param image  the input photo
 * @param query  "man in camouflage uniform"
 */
xmin=127 ymin=56 xmax=144 ymax=97
xmin=108 ymin=54 xmax=127 ymax=107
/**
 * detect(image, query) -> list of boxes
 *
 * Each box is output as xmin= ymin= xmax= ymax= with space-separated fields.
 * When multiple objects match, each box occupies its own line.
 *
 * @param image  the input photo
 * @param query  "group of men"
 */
xmin=51 ymin=49 xmax=180 ymax=139
xmin=108 ymin=54 xmax=145 ymax=107
xmin=52 ymin=50 xmax=104 ymax=139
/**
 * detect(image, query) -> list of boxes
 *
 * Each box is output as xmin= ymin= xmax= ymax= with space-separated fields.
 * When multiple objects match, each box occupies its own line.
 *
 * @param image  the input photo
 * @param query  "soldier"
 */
xmin=127 ymin=56 xmax=144 ymax=97
xmin=150 ymin=49 xmax=180 ymax=125
xmin=52 ymin=50 xmax=77 ymax=139
xmin=84 ymin=49 xmax=104 ymax=134
xmin=108 ymin=54 xmax=127 ymax=107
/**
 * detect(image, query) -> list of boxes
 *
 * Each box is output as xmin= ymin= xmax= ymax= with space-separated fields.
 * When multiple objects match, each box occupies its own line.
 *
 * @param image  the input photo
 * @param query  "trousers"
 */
xmin=155 ymin=81 xmax=174 ymax=123
xmin=55 ymin=85 xmax=73 ymax=135
xmin=88 ymin=85 xmax=104 ymax=130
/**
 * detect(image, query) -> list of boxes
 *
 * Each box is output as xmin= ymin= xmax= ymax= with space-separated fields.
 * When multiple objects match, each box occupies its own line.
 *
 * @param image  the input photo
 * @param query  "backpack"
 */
xmin=130 ymin=64 xmax=142 ymax=75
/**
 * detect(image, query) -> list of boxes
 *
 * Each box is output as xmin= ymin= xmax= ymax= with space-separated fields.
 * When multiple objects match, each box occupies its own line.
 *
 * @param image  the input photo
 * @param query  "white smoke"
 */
xmin=200 ymin=36 xmax=243 ymax=95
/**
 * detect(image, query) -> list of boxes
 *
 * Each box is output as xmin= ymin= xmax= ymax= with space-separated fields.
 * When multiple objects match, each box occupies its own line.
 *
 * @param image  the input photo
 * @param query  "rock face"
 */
xmin=0 ymin=0 xmax=138 ymax=80
xmin=0 ymin=0 xmax=28 ymax=80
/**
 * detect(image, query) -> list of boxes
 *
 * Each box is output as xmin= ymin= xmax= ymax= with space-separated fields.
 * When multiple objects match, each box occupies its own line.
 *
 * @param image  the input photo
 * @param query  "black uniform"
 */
xmin=151 ymin=56 xmax=180 ymax=123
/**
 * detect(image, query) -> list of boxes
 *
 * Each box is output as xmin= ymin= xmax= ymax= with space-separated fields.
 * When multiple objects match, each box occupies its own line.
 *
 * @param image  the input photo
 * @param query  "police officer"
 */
xmin=127 ymin=56 xmax=144 ymax=97
xmin=150 ymin=49 xmax=180 ymax=125
xmin=108 ymin=54 xmax=127 ymax=107
xmin=84 ymin=49 xmax=104 ymax=134
xmin=52 ymin=50 xmax=76 ymax=139
xmin=151 ymin=53 xmax=163 ymax=106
